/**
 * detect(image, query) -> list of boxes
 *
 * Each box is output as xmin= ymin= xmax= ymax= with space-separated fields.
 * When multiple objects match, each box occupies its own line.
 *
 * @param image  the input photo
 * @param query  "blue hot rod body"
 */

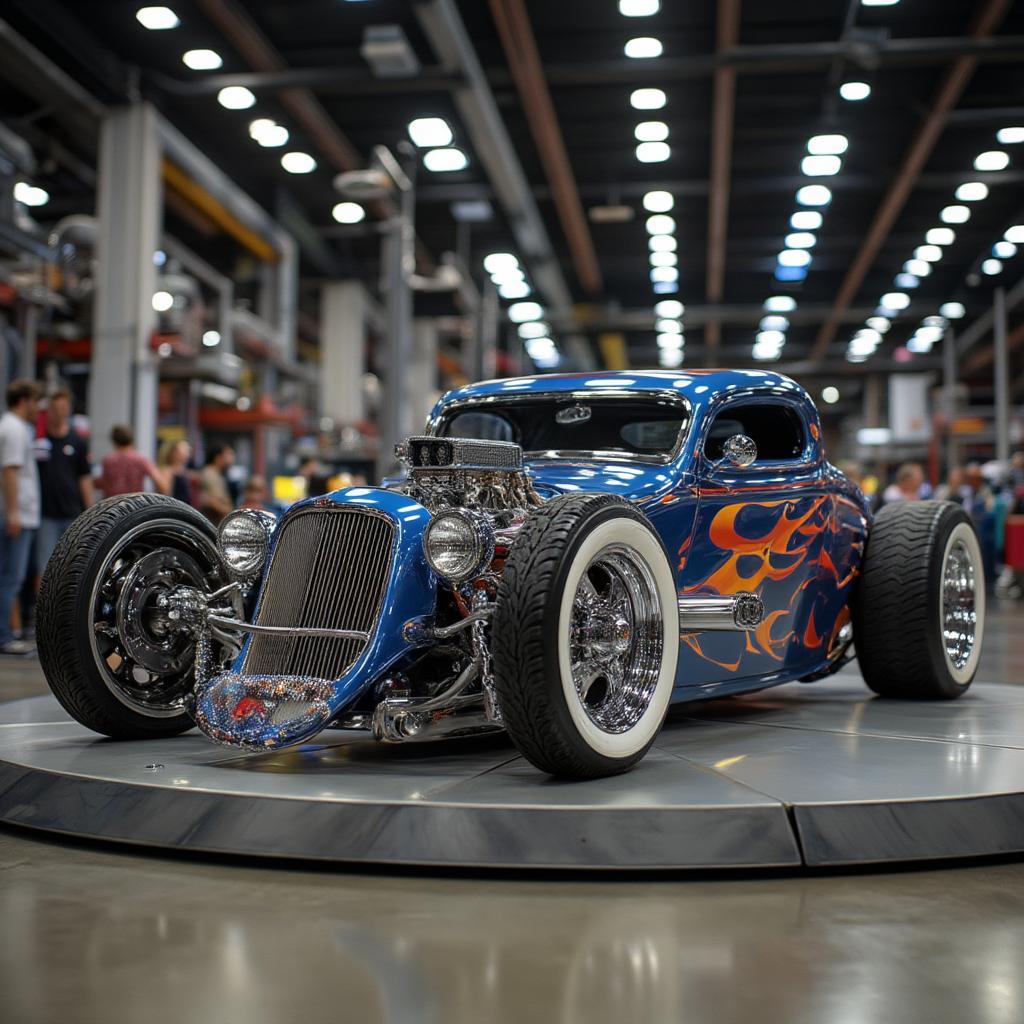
xmin=193 ymin=369 xmax=871 ymax=751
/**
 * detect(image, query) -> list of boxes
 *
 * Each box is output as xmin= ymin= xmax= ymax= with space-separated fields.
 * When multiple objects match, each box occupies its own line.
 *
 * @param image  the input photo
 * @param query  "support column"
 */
xmin=90 ymin=103 xmax=162 ymax=460
xmin=411 ymin=318 xmax=439 ymax=430
xmin=942 ymin=326 xmax=960 ymax=471
xmin=379 ymin=154 xmax=416 ymax=479
xmin=319 ymin=282 xmax=368 ymax=428
xmin=993 ymin=286 xmax=1010 ymax=467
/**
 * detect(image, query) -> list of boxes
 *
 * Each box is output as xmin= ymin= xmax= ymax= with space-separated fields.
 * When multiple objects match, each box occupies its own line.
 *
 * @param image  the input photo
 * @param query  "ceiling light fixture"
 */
xmin=880 ymin=291 xmax=910 ymax=310
xmin=423 ymin=148 xmax=468 ymax=172
xmin=630 ymin=88 xmax=667 ymax=110
xmin=801 ymin=155 xmax=842 ymax=176
xmin=764 ymin=295 xmax=797 ymax=313
xmin=955 ymin=181 xmax=989 ymax=201
xmin=914 ymin=244 xmax=943 ymax=262
xmin=136 ymin=6 xmax=179 ymax=29
xmin=634 ymin=121 xmax=669 ymax=142
xmin=807 ymin=134 xmax=848 ymax=155
xmin=926 ymin=227 xmax=955 ymax=246
xmin=784 ymin=232 xmax=816 ymax=249
xmin=407 ymin=117 xmax=453 ymax=148
xmin=649 ymin=251 xmax=678 ymax=267
xmin=940 ymin=204 xmax=970 ymax=224
xmin=642 ymin=190 xmax=674 ymax=212
xmin=982 ymin=258 xmax=1003 ymax=275
xmin=821 ymin=386 xmax=840 ymax=404
xmin=645 ymin=214 xmax=675 ymax=235
xmin=796 ymin=184 xmax=832 ymax=206
xmin=281 ymin=151 xmax=316 ymax=174
xmin=654 ymin=300 xmax=684 ymax=318
xmin=778 ymin=249 xmax=811 ymax=267
xmin=332 ymin=202 xmax=366 ymax=224
xmin=12 ymin=182 xmax=49 ymax=207
xmin=636 ymin=142 xmax=671 ymax=163
xmin=939 ymin=302 xmax=965 ymax=319
xmin=996 ymin=127 xmax=1024 ymax=144
xmin=790 ymin=210 xmax=823 ymax=230
xmin=974 ymin=150 xmax=1009 ymax=171
xmin=508 ymin=302 xmax=544 ymax=323
xmin=1004 ymin=225 xmax=1024 ymax=244
xmin=619 ymin=0 xmax=660 ymax=15
xmin=484 ymin=253 xmax=519 ymax=275
xmin=839 ymin=81 xmax=871 ymax=101
xmin=649 ymin=234 xmax=677 ymax=252
xmin=625 ymin=37 xmax=663 ymax=59
xmin=249 ymin=119 xmax=289 ymax=147
xmin=217 ymin=86 xmax=256 ymax=110
xmin=182 ymin=49 xmax=222 ymax=70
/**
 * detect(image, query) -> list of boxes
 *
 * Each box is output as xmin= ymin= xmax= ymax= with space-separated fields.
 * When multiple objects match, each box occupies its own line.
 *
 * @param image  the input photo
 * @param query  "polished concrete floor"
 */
xmin=1 ymin=605 xmax=1022 ymax=1024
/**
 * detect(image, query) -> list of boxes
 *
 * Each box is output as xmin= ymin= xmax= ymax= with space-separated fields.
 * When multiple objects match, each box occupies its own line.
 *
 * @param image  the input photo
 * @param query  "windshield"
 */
xmin=438 ymin=397 xmax=690 ymax=463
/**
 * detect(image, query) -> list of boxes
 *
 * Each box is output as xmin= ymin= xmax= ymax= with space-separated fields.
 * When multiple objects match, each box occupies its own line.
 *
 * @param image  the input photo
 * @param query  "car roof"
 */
xmin=437 ymin=369 xmax=811 ymax=414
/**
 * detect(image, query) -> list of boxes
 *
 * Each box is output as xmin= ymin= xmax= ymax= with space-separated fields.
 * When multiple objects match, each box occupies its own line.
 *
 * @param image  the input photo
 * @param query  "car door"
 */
xmin=678 ymin=394 xmax=830 ymax=689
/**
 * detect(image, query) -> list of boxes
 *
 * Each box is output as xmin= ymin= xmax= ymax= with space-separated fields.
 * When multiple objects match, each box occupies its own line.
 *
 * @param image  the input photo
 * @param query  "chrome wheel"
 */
xmin=942 ymin=536 xmax=978 ymax=674
xmin=568 ymin=544 xmax=664 ymax=734
xmin=89 ymin=519 xmax=224 ymax=717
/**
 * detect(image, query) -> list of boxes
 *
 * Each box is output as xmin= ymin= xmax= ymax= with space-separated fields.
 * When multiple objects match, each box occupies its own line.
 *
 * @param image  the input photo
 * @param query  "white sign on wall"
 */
xmin=888 ymin=373 xmax=934 ymax=442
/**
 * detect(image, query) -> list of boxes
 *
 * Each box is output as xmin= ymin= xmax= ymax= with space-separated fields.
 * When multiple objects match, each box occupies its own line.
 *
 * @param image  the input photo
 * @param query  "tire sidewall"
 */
xmin=546 ymin=504 xmax=679 ymax=765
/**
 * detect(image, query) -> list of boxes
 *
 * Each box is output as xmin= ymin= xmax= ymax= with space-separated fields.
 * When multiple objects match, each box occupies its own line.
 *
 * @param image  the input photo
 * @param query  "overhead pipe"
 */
xmin=704 ymin=0 xmax=742 ymax=364
xmin=487 ymin=0 xmax=603 ymax=297
xmin=413 ymin=0 xmax=576 ymax=329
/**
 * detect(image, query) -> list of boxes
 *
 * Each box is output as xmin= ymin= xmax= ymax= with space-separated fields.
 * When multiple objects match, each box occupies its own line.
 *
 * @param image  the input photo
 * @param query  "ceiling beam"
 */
xmin=487 ymin=0 xmax=602 ymax=296
xmin=704 ymin=0 xmax=742 ymax=364
xmin=415 ymin=168 xmax=1024 ymax=204
xmin=148 ymin=35 xmax=1024 ymax=97
xmin=809 ymin=0 xmax=1013 ymax=363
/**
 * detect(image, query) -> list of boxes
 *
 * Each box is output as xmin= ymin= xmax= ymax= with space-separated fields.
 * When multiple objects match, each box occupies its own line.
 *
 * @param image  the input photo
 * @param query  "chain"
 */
xmin=471 ymin=587 xmax=502 ymax=724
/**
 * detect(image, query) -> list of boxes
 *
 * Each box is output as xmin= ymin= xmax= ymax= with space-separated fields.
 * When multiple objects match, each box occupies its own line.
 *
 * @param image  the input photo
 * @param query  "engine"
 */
xmin=394 ymin=435 xmax=543 ymax=513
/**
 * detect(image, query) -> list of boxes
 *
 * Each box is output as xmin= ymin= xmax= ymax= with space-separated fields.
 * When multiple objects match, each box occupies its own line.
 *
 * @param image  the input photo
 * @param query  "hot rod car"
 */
xmin=37 ymin=370 xmax=984 ymax=779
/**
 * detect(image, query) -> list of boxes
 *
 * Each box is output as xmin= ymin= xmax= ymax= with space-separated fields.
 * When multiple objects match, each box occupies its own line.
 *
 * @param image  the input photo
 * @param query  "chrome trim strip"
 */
xmin=208 ymin=615 xmax=370 ymax=642
xmin=678 ymin=592 xmax=764 ymax=632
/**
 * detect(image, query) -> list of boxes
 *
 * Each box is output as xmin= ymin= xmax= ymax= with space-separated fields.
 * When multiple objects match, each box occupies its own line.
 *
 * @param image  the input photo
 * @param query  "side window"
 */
xmin=704 ymin=403 xmax=806 ymax=463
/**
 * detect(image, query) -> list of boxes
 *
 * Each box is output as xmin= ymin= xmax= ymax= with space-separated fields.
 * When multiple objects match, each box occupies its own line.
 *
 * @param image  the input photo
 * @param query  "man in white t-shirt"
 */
xmin=0 ymin=379 xmax=41 ymax=655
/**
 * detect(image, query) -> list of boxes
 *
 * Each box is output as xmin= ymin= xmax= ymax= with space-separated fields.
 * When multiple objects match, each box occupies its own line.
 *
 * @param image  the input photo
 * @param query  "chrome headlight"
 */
xmin=423 ymin=509 xmax=494 ymax=584
xmin=217 ymin=509 xmax=277 ymax=577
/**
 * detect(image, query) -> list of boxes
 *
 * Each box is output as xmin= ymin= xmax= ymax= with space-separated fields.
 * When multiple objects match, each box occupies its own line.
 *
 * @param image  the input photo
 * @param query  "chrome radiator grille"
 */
xmin=243 ymin=507 xmax=395 ymax=680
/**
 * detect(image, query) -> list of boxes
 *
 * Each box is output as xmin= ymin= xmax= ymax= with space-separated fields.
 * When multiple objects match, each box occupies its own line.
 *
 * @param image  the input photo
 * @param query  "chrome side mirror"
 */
xmin=721 ymin=434 xmax=757 ymax=468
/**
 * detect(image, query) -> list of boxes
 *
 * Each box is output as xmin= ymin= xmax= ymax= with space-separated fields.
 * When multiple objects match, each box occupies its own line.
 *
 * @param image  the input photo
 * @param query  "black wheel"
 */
xmin=491 ymin=494 xmax=679 ymax=779
xmin=852 ymin=500 xmax=985 ymax=699
xmin=37 ymin=494 xmax=228 ymax=739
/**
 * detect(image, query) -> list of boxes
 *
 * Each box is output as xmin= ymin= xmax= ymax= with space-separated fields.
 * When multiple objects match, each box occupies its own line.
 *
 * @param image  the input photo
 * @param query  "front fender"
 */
xmin=193 ymin=487 xmax=437 ymax=748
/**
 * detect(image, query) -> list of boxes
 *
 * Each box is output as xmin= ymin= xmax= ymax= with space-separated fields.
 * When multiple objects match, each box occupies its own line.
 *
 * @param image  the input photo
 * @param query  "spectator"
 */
xmin=240 ymin=474 xmax=271 ymax=511
xmin=0 ymin=379 xmax=41 ymax=655
xmin=934 ymin=466 xmax=966 ymax=504
xmin=158 ymin=438 xmax=194 ymax=506
xmin=199 ymin=444 xmax=235 ymax=525
xmin=99 ymin=424 xmax=167 ymax=497
xmin=35 ymin=387 xmax=94 ymax=574
xmin=881 ymin=462 xmax=924 ymax=505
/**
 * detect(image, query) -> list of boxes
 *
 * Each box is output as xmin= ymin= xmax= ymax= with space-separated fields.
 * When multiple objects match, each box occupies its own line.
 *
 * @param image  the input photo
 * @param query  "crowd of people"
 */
xmin=0 ymin=380 xmax=272 ymax=656
xmin=842 ymin=454 xmax=1024 ymax=594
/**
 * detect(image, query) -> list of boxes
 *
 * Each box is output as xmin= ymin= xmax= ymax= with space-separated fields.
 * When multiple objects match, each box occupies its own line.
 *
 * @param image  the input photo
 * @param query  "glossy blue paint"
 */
xmin=193 ymin=487 xmax=437 ymax=748
xmin=433 ymin=370 xmax=871 ymax=700
xmin=195 ymin=370 xmax=872 ymax=750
